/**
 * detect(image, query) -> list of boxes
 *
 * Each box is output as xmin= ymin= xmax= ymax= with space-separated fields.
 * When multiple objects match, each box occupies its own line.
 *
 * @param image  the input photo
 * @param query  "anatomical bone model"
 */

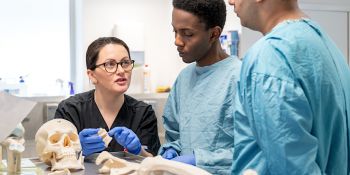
xmin=96 ymin=151 xmax=212 ymax=175
xmin=1 ymin=123 xmax=26 ymax=173
xmin=35 ymin=119 xmax=84 ymax=174
xmin=96 ymin=151 xmax=140 ymax=174
xmin=98 ymin=128 xmax=112 ymax=147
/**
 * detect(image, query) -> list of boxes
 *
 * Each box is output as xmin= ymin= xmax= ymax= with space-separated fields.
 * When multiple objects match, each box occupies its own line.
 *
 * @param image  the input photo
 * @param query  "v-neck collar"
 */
xmin=92 ymin=93 xmax=129 ymax=131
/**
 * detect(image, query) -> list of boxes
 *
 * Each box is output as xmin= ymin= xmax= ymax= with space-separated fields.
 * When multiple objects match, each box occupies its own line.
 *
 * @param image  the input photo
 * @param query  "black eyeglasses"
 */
xmin=94 ymin=59 xmax=135 ymax=73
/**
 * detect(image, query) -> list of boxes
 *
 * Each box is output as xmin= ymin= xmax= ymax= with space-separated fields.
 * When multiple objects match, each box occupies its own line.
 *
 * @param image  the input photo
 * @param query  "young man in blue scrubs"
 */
xmin=158 ymin=0 xmax=241 ymax=174
xmin=229 ymin=0 xmax=350 ymax=174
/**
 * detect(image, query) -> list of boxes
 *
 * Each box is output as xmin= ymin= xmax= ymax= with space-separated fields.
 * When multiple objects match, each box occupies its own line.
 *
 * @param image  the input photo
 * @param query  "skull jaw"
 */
xmin=51 ymin=152 xmax=85 ymax=171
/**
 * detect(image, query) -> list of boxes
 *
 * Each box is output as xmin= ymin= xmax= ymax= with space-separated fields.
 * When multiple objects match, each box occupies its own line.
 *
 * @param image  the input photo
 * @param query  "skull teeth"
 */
xmin=56 ymin=151 xmax=80 ymax=160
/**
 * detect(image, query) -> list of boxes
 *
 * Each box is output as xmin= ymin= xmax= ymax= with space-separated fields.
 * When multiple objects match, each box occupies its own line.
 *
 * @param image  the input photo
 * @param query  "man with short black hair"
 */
xmin=159 ymin=0 xmax=241 ymax=174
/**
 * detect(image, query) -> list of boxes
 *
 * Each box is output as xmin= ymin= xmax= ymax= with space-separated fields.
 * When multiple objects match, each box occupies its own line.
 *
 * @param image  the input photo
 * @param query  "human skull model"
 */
xmin=35 ymin=119 xmax=84 ymax=171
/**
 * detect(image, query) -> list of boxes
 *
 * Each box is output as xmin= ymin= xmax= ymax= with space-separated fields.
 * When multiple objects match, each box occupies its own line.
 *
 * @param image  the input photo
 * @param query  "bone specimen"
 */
xmin=98 ymin=128 xmax=112 ymax=147
xmin=96 ymin=151 xmax=140 ymax=174
xmin=48 ymin=168 xmax=71 ymax=175
xmin=1 ymin=123 xmax=26 ymax=173
xmin=2 ymin=137 xmax=25 ymax=173
xmin=95 ymin=151 xmax=212 ymax=175
xmin=137 ymin=156 xmax=212 ymax=175
xmin=35 ymin=119 xmax=84 ymax=172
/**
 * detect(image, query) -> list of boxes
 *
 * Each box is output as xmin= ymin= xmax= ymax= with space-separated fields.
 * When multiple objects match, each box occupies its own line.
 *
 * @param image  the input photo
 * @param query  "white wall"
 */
xmin=224 ymin=0 xmax=242 ymax=33
xmin=304 ymin=10 xmax=348 ymax=59
xmin=0 ymin=0 xmax=71 ymax=96
xmin=300 ymin=0 xmax=350 ymax=7
xmin=82 ymin=0 xmax=184 ymax=92
xmin=239 ymin=3 xmax=350 ymax=65
xmin=80 ymin=0 xmax=241 ymax=92
xmin=300 ymin=1 xmax=350 ymax=12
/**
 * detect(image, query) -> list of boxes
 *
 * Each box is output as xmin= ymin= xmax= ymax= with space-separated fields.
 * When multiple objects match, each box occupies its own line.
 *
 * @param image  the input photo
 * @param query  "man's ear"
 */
xmin=87 ymin=69 xmax=97 ymax=85
xmin=210 ymin=26 xmax=222 ymax=42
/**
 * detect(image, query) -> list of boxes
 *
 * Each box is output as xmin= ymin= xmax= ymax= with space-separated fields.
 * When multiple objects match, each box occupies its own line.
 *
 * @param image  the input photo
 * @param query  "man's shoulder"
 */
xmin=180 ymin=63 xmax=196 ymax=75
xmin=225 ymin=56 xmax=242 ymax=70
xmin=172 ymin=63 xmax=196 ymax=83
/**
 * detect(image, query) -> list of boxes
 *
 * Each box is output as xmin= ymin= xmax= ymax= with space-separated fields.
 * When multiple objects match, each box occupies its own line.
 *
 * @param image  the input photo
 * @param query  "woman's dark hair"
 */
xmin=86 ymin=37 xmax=130 ymax=70
xmin=173 ymin=0 xmax=226 ymax=30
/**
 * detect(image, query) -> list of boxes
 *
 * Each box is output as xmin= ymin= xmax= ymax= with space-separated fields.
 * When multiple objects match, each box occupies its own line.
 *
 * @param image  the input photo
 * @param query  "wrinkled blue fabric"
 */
xmin=233 ymin=18 xmax=350 ymax=175
xmin=172 ymin=154 xmax=196 ymax=166
xmin=159 ymin=56 xmax=241 ymax=174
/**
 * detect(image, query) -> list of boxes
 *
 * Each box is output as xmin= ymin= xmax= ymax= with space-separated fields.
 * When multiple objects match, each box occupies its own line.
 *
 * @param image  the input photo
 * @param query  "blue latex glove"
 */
xmin=79 ymin=128 xmax=106 ymax=156
xmin=108 ymin=127 xmax=141 ymax=155
xmin=162 ymin=148 xmax=178 ymax=159
xmin=171 ymin=154 xmax=196 ymax=166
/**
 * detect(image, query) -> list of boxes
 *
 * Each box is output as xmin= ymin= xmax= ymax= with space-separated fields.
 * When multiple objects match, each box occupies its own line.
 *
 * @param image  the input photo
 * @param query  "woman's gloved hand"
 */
xmin=79 ymin=128 xmax=105 ymax=156
xmin=171 ymin=154 xmax=196 ymax=166
xmin=162 ymin=148 xmax=178 ymax=159
xmin=108 ymin=127 xmax=141 ymax=155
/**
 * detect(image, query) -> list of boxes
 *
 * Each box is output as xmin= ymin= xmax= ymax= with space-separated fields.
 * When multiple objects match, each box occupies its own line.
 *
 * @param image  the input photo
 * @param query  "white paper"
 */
xmin=0 ymin=92 xmax=36 ymax=142
xmin=2 ymin=158 xmax=36 ymax=168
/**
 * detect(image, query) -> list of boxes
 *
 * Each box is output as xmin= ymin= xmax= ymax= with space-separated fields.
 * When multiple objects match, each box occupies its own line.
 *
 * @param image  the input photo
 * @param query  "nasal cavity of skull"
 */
xmin=49 ymin=133 xmax=77 ymax=147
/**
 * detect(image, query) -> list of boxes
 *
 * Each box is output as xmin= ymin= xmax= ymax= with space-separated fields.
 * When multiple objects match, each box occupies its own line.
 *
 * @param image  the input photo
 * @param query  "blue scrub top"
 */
xmin=160 ymin=56 xmax=241 ymax=174
xmin=233 ymin=19 xmax=350 ymax=175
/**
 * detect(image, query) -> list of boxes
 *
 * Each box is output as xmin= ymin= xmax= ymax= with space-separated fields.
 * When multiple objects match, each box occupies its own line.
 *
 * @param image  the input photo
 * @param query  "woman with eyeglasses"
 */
xmin=54 ymin=37 xmax=160 ymax=157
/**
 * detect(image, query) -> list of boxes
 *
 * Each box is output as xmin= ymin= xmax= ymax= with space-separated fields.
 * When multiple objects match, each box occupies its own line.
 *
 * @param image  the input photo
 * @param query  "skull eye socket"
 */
xmin=48 ymin=132 xmax=78 ymax=144
xmin=69 ymin=133 xmax=78 ymax=142
xmin=49 ymin=133 xmax=61 ymax=144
